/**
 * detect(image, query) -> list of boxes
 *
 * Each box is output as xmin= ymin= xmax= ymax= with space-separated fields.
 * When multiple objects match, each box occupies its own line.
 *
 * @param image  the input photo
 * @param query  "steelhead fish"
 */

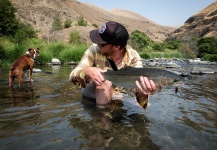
xmin=103 ymin=67 xmax=184 ymax=92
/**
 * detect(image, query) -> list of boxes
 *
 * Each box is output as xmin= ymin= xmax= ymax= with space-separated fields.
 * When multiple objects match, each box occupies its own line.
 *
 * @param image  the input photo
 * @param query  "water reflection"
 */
xmin=69 ymin=100 xmax=160 ymax=149
xmin=8 ymin=86 xmax=36 ymax=107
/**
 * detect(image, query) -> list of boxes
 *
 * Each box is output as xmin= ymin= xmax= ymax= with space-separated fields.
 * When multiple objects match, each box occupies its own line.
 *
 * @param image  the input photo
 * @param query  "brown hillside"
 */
xmin=168 ymin=1 xmax=217 ymax=41
xmin=11 ymin=0 xmax=176 ymax=43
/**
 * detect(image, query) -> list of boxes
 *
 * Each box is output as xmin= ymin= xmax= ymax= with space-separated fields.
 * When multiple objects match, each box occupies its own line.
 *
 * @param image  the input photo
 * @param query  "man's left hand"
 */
xmin=135 ymin=76 xmax=156 ymax=95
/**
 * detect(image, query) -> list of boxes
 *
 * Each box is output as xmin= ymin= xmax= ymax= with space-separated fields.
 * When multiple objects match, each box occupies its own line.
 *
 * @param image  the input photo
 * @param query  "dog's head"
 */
xmin=33 ymin=48 xmax=40 ymax=59
xmin=26 ymin=48 xmax=40 ymax=59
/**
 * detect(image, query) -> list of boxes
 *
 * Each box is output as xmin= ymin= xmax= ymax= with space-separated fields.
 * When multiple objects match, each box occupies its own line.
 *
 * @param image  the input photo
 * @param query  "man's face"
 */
xmin=98 ymin=44 xmax=115 ymax=56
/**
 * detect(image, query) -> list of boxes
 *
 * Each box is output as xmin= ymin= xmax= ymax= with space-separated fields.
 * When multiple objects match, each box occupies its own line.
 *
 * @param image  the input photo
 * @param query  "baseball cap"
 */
xmin=90 ymin=21 xmax=129 ymax=45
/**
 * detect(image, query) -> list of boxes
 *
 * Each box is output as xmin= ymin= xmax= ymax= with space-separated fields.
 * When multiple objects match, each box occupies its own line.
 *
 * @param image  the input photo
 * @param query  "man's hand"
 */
xmin=84 ymin=67 xmax=106 ymax=86
xmin=135 ymin=76 xmax=156 ymax=95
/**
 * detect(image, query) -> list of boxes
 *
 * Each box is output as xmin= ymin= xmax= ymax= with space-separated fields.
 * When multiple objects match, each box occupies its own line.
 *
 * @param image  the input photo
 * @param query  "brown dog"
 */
xmin=9 ymin=48 xmax=40 ymax=87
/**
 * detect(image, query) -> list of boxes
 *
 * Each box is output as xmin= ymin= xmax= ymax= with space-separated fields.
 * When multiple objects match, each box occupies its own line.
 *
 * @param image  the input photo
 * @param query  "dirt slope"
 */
xmin=11 ymin=0 xmax=177 ymax=43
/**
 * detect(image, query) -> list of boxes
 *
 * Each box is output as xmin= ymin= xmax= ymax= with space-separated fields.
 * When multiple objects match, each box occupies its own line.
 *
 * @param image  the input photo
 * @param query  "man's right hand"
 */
xmin=83 ymin=67 xmax=106 ymax=86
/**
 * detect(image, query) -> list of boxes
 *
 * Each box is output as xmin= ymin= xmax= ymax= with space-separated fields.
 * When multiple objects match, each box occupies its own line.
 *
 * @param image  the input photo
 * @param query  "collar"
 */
xmin=25 ymin=51 xmax=35 ymax=61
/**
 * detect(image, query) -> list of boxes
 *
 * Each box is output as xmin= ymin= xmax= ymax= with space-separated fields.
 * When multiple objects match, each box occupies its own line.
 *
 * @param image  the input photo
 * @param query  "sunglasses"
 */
xmin=98 ymin=43 xmax=108 ymax=47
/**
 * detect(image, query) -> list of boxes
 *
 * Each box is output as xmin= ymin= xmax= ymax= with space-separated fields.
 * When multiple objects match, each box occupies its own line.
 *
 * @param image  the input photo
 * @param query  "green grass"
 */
xmin=0 ymin=37 xmax=88 ymax=65
xmin=0 ymin=37 xmax=194 ymax=66
xmin=140 ymin=49 xmax=187 ymax=59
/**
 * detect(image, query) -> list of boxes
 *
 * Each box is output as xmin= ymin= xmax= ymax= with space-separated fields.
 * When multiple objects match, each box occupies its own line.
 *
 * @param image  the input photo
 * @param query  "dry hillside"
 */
xmin=11 ymin=0 xmax=176 ymax=43
xmin=168 ymin=1 xmax=217 ymax=40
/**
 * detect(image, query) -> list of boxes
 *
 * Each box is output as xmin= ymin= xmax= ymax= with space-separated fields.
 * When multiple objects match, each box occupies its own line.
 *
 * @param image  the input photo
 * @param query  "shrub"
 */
xmin=140 ymin=52 xmax=151 ymax=59
xmin=52 ymin=13 xmax=63 ymax=31
xmin=59 ymin=44 xmax=87 ymax=63
xmin=69 ymin=31 xmax=82 ymax=44
xmin=92 ymin=23 xmax=98 ymax=28
xmin=201 ymin=54 xmax=217 ymax=62
xmin=197 ymin=37 xmax=217 ymax=57
xmin=164 ymin=40 xmax=181 ymax=50
xmin=64 ymin=19 xmax=72 ymax=28
xmin=36 ymin=49 xmax=53 ymax=65
xmin=12 ymin=22 xmax=37 ymax=43
xmin=47 ymin=42 xmax=66 ymax=56
xmin=76 ymin=16 xmax=87 ymax=26
xmin=129 ymin=30 xmax=152 ymax=52
xmin=152 ymin=42 xmax=165 ymax=52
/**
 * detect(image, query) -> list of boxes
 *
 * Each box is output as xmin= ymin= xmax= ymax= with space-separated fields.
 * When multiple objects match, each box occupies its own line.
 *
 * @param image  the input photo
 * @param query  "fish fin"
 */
xmin=175 ymin=86 xmax=178 ymax=93
xmin=157 ymin=85 xmax=162 ymax=92
xmin=120 ymin=66 xmax=136 ymax=70
xmin=113 ymin=86 xmax=128 ymax=94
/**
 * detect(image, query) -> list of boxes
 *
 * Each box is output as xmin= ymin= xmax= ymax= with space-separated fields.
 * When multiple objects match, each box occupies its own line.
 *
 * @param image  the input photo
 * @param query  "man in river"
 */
xmin=69 ymin=21 xmax=156 ymax=108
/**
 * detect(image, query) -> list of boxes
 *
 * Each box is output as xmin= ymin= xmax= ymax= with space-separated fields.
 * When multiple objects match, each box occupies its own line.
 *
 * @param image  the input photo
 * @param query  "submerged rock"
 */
xmin=191 ymin=67 xmax=216 ymax=74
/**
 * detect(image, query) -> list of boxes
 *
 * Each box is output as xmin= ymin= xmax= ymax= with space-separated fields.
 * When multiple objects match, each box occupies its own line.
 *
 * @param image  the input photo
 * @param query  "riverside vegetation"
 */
xmin=0 ymin=0 xmax=217 ymax=66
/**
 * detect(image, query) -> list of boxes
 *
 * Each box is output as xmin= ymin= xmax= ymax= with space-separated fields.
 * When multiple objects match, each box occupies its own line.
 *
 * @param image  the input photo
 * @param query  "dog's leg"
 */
xmin=9 ymin=71 xmax=12 ymax=87
xmin=17 ymin=71 xmax=24 ymax=87
xmin=9 ymin=75 xmax=13 ymax=88
xmin=24 ymin=70 xmax=29 ymax=81
xmin=8 ymin=70 xmax=15 ymax=88
xmin=29 ymin=68 xmax=33 ymax=82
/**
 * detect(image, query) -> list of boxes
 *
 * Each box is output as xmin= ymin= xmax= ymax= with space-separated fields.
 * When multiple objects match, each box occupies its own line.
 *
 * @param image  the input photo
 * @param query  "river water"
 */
xmin=0 ymin=65 xmax=216 ymax=150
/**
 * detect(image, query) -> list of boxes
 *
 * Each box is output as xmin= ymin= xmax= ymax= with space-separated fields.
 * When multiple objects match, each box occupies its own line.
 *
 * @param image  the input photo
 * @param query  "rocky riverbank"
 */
xmin=142 ymin=58 xmax=217 ymax=77
xmin=42 ymin=58 xmax=216 ymax=78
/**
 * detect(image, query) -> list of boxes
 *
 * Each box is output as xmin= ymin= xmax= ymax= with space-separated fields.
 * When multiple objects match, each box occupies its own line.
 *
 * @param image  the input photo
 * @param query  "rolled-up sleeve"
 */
xmin=69 ymin=45 xmax=95 ymax=87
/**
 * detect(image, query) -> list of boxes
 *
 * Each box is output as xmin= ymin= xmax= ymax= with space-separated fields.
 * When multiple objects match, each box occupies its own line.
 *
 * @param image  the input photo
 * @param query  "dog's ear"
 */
xmin=28 ymin=48 xmax=33 ymax=51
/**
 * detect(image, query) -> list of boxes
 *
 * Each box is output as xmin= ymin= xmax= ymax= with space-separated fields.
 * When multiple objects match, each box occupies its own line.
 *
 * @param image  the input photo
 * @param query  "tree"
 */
xmin=0 ymin=0 xmax=37 ymax=43
xmin=164 ymin=40 xmax=181 ymax=50
xmin=13 ymin=22 xmax=37 ymax=43
xmin=152 ymin=42 xmax=165 ymax=52
xmin=129 ymin=30 xmax=152 ymax=52
xmin=0 ymin=0 xmax=18 ymax=36
xmin=197 ymin=37 xmax=217 ymax=57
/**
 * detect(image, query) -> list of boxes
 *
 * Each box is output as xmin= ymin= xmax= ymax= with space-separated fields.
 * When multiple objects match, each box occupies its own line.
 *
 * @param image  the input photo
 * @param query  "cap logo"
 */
xmin=99 ymin=24 xmax=106 ymax=34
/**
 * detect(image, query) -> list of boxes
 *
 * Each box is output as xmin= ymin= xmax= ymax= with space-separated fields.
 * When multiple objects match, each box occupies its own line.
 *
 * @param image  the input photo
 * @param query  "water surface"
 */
xmin=0 ymin=65 xmax=216 ymax=150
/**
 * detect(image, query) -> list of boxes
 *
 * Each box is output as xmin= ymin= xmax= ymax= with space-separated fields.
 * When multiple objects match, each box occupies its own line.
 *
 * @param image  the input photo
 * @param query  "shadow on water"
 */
xmin=0 ymin=65 xmax=217 ymax=150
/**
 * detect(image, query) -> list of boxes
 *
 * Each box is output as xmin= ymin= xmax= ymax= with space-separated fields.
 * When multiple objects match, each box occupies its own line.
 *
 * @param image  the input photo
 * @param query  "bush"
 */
xmin=36 ymin=49 xmax=53 ymax=65
xmin=129 ymin=30 xmax=152 ymax=52
xmin=76 ymin=16 xmax=87 ymax=26
xmin=52 ymin=13 xmax=63 ymax=31
xmin=152 ymin=42 xmax=165 ymax=52
xmin=197 ymin=37 xmax=217 ymax=57
xmin=0 ymin=38 xmax=31 ymax=62
xmin=201 ymin=54 xmax=217 ymax=62
xmin=164 ymin=40 xmax=181 ymax=50
xmin=64 ymin=19 xmax=72 ymax=28
xmin=140 ymin=52 xmax=151 ymax=59
xmin=179 ymin=43 xmax=196 ymax=58
xmin=69 ymin=31 xmax=82 ymax=44
xmin=142 ymin=50 xmax=186 ymax=59
xmin=59 ymin=44 xmax=87 ymax=63
xmin=12 ymin=22 xmax=37 ymax=43
xmin=47 ymin=42 xmax=66 ymax=56
xmin=92 ymin=23 xmax=98 ymax=28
